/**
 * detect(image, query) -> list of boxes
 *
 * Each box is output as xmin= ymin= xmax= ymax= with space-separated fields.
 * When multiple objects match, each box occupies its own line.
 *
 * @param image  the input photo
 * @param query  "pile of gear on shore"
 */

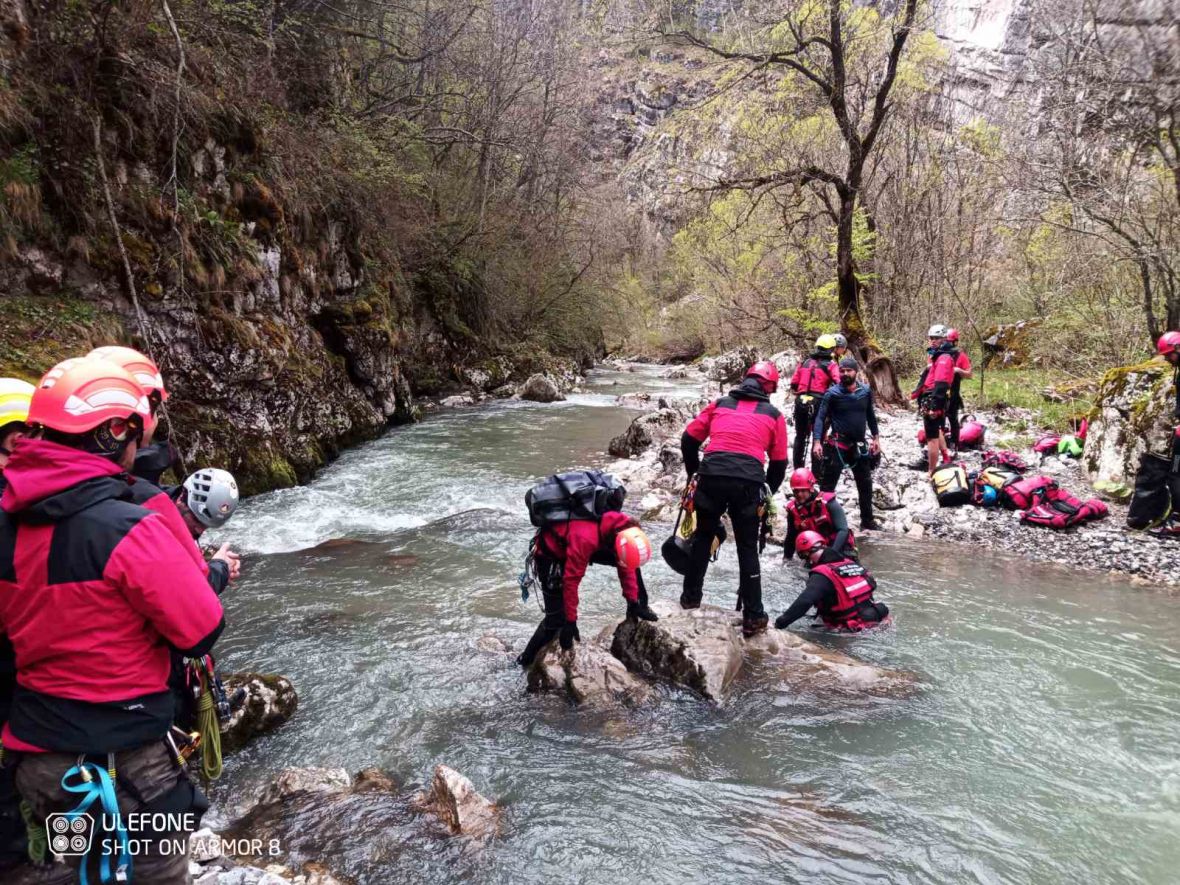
xmin=0 ymin=348 xmax=243 ymax=884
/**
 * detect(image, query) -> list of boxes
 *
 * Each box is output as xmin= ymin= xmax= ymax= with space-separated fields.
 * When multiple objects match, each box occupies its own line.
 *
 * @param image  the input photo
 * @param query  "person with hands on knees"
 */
xmin=775 ymin=531 xmax=890 ymax=632
xmin=680 ymin=360 xmax=789 ymax=637
xmin=516 ymin=495 xmax=656 ymax=668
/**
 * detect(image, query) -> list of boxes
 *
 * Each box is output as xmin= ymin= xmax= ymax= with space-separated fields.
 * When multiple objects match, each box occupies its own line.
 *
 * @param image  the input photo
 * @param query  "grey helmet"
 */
xmin=833 ymin=333 xmax=848 ymax=349
xmin=927 ymin=323 xmax=950 ymax=338
xmin=184 ymin=468 xmax=240 ymax=528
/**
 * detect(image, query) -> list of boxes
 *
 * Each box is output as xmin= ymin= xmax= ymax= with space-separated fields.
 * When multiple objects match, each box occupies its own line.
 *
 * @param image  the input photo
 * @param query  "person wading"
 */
xmin=788 ymin=336 xmax=840 ymax=469
xmin=812 ymin=357 xmax=881 ymax=530
xmin=0 ymin=358 xmax=224 ymax=885
xmin=915 ymin=325 xmax=957 ymax=473
xmin=782 ymin=468 xmax=857 ymax=561
xmin=680 ymin=361 xmax=788 ymax=636
xmin=775 ymin=531 xmax=890 ymax=631
xmin=945 ymin=329 xmax=973 ymax=451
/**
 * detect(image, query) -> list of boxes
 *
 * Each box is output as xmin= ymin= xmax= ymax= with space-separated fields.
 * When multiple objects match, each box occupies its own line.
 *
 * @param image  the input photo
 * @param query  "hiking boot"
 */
xmin=861 ymin=518 xmax=882 ymax=531
xmin=1149 ymin=517 xmax=1180 ymax=538
xmin=679 ymin=595 xmax=702 ymax=610
xmin=626 ymin=602 xmax=659 ymax=622
xmin=741 ymin=615 xmax=769 ymax=638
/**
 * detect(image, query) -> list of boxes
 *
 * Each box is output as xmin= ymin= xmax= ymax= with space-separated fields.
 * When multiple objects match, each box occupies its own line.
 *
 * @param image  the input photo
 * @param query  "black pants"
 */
xmin=520 ymin=555 xmax=648 ymax=665
xmin=819 ymin=443 xmax=874 ymax=524
xmin=792 ymin=398 xmax=818 ymax=468
xmin=680 ymin=475 xmax=765 ymax=619
xmin=948 ymin=397 xmax=963 ymax=448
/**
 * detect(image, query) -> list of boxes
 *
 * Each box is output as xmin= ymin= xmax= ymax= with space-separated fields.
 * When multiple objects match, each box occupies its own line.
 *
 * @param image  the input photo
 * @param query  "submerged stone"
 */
xmin=221 ymin=673 xmax=299 ymax=755
xmin=413 ymin=765 xmax=502 ymax=839
xmin=527 ymin=637 xmax=654 ymax=708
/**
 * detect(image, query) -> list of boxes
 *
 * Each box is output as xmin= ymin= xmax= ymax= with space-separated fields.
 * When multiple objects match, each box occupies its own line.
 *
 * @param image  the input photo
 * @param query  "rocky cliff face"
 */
xmin=1083 ymin=359 xmax=1176 ymax=486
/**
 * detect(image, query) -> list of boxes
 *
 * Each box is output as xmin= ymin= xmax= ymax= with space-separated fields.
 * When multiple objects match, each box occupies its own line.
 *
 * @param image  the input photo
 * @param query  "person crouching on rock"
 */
xmin=775 ymin=532 xmax=889 ymax=632
xmin=679 ymin=361 xmax=789 ymax=637
xmin=782 ymin=468 xmax=858 ymax=562
xmin=516 ymin=512 xmax=658 ymax=668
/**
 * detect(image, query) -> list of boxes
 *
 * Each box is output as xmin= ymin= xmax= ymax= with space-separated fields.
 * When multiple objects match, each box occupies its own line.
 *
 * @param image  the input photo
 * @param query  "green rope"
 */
xmin=21 ymin=799 xmax=46 ymax=864
xmin=197 ymin=685 xmax=223 ymax=783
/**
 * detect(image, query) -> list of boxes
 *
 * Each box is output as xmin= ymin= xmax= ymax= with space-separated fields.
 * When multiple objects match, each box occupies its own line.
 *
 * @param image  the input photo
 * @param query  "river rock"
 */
xmin=527 ymin=637 xmax=653 ymax=707
xmin=256 ymin=767 xmax=352 ymax=805
xmin=439 ymin=394 xmax=476 ymax=408
xmin=221 ymin=674 xmax=299 ymax=755
xmin=611 ymin=602 xmax=743 ymax=701
xmin=608 ymin=405 xmax=693 ymax=457
xmin=1083 ymin=359 xmax=1174 ymax=486
xmin=190 ymin=827 xmax=224 ymax=863
xmin=743 ymin=628 xmax=915 ymax=695
xmin=696 ymin=347 xmax=758 ymax=385
xmin=491 ymin=383 xmax=517 ymax=398
xmin=520 ymin=373 xmax=565 ymax=402
xmin=414 ymin=765 xmax=501 ymax=838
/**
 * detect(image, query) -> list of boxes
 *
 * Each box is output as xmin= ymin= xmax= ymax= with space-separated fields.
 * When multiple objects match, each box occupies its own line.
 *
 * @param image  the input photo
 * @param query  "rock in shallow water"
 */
xmin=519 ymin=373 xmax=565 ymax=402
xmin=413 ymin=765 xmax=502 ymax=838
xmin=527 ymin=637 xmax=654 ymax=707
xmin=221 ymin=673 xmax=299 ymax=755
xmin=611 ymin=603 xmax=743 ymax=701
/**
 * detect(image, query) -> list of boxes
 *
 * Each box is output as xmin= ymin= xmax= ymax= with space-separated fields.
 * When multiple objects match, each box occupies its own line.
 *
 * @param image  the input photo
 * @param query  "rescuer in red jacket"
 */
xmin=680 ymin=361 xmax=789 ymax=636
xmin=915 ymin=324 xmax=958 ymax=473
xmin=0 ymin=358 xmax=224 ymax=885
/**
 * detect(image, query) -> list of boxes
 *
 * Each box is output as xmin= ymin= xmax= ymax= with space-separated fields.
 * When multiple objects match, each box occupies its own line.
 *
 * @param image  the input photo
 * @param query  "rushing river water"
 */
xmin=208 ymin=365 xmax=1180 ymax=885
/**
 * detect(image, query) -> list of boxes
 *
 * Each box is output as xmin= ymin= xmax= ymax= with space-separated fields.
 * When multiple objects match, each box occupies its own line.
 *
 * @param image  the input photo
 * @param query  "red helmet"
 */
xmin=1157 ymin=331 xmax=1180 ymax=356
xmin=795 ymin=530 xmax=827 ymax=559
xmin=789 ymin=468 xmax=816 ymax=491
xmin=30 ymin=358 xmax=152 ymax=435
xmin=615 ymin=526 xmax=652 ymax=569
xmin=946 ymin=328 xmax=960 ymax=343
xmin=87 ymin=346 xmax=169 ymax=402
xmin=746 ymin=360 xmax=780 ymax=392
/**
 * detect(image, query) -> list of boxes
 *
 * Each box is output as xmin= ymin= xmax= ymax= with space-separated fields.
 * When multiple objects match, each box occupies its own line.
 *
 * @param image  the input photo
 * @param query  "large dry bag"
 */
xmin=525 ymin=470 xmax=626 ymax=527
xmin=1127 ymin=452 xmax=1176 ymax=530
xmin=931 ymin=465 xmax=971 ymax=507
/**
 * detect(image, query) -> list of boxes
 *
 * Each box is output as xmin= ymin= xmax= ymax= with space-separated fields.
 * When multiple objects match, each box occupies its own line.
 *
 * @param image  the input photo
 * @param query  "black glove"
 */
xmin=626 ymin=602 xmax=659 ymax=622
xmin=559 ymin=621 xmax=580 ymax=650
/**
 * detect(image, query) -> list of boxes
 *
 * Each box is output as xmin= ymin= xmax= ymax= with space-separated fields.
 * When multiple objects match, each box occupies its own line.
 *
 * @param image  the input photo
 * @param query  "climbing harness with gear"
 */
xmin=58 ymin=756 xmax=131 ymax=885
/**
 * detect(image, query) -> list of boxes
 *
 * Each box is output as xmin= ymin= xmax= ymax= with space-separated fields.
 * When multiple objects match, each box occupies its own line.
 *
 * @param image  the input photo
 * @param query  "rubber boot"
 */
xmin=516 ymin=623 xmax=557 ymax=668
xmin=741 ymin=614 xmax=769 ymax=638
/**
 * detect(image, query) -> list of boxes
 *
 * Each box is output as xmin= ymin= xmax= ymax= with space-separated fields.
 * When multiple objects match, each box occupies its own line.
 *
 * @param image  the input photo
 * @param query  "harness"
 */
xmin=59 ymin=757 xmax=132 ymax=884
xmin=811 ymin=559 xmax=876 ymax=630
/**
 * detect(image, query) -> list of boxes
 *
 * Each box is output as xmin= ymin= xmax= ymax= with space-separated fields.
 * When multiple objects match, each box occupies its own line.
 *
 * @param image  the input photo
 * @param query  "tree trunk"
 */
xmin=835 ymin=191 xmax=902 ymax=403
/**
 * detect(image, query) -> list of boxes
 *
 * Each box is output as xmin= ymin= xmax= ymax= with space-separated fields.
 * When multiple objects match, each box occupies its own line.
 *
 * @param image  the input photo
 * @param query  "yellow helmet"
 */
xmin=0 ymin=378 xmax=34 ymax=428
xmin=815 ymin=334 xmax=838 ymax=351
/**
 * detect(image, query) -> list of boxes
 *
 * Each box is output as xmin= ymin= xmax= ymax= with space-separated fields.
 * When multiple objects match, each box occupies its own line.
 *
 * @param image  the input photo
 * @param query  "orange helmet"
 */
xmin=87 ymin=346 xmax=169 ymax=402
xmin=746 ymin=360 xmax=780 ymax=393
xmin=1157 ymin=331 xmax=1180 ymax=356
xmin=615 ymin=526 xmax=653 ymax=569
xmin=30 ymin=358 xmax=152 ymax=436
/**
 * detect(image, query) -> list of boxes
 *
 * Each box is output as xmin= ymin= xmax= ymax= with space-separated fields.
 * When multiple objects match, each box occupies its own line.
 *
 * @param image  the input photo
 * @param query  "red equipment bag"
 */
xmin=1000 ymin=475 xmax=1056 ymax=511
xmin=958 ymin=417 xmax=986 ymax=449
xmin=982 ymin=450 xmax=1029 ymax=473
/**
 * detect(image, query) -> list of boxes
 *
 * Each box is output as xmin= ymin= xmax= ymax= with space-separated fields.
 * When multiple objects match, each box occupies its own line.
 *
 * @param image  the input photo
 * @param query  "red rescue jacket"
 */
xmin=811 ymin=558 xmax=877 ymax=631
xmin=536 ymin=511 xmax=639 ymax=622
xmin=790 ymin=356 xmax=839 ymax=396
xmin=0 ymin=438 xmax=224 ymax=754
xmin=684 ymin=382 xmax=789 ymax=484
xmin=786 ymin=493 xmax=856 ymax=550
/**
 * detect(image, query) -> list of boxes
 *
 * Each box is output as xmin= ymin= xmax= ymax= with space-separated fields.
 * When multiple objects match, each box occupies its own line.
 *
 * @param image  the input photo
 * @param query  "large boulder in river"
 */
xmin=527 ymin=637 xmax=654 ymax=708
xmin=413 ymin=765 xmax=502 ymax=839
xmin=611 ymin=603 xmax=743 ymax=701
xmin=220 ymin=673 xmax=299 ymax=754
xmin=608 ymin=404 xmax=694 ymax=458
xmin=743 ymin=627 xmax=916 ymax=696
xmin=696 ymin=347 xmax=758 ymax=385
xmin=520 ymin=373 xmax=565 ymax=402
xmin=1083 ymin=359 xmax=1175 ymax=486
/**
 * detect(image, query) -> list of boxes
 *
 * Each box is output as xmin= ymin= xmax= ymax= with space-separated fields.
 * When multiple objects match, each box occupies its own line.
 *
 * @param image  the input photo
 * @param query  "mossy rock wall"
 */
xmin=1082 ymin=358 xmax=1175 ymax=486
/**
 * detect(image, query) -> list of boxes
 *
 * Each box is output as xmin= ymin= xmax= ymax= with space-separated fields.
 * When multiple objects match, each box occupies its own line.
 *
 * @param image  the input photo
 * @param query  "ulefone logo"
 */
xmin=47 ymin=813 xmax=94 ymax=856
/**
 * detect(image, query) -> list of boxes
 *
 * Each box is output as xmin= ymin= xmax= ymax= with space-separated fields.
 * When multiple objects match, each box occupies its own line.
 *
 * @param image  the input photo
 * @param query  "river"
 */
xmin=207 ymin=364 xmax=1180 ymax=884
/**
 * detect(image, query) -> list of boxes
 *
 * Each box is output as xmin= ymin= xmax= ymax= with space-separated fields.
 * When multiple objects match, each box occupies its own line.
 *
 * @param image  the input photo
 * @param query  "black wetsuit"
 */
xmin=813 ymin=381 xmax=879 ymax=525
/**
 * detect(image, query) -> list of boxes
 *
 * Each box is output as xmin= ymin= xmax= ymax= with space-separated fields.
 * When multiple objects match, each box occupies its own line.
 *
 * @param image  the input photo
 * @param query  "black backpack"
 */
xmin=524 ymin=470 xmax=626 ymax=528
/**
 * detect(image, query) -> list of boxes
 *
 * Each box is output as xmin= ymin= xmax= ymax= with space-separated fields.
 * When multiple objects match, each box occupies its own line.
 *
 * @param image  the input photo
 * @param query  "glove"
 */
xmin=626 ymin=602 xmax=659 ymax=622
xmin=559 ymin=621 xmax=581 ymax=650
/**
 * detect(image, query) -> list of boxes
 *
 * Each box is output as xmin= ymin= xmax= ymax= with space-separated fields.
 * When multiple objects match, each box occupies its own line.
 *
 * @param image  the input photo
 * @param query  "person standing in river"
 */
xmin=680 ymin=361 xmax=788 ymax=637
xmin=775 ymin=531 xmax=889 ymax=631
xmin=812 ymin=357 xmax=881 ymax=530
xmin=788 ymin=335 xmax=840 ymax=468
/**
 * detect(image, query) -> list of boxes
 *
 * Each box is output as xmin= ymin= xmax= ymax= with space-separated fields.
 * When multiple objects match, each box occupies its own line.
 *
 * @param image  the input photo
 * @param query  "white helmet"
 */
xmin=833 ymin=333 xmax=847 ymax=349
xmin=183 ymin=468 xmax=240 ymax=528
xmin=927 ymin=324 xmax=949 ymax=338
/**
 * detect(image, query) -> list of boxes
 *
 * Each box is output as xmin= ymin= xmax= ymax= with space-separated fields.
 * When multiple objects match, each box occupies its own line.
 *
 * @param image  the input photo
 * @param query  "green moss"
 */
xmin=239 ymin=448 xmax=298 ymax=497
xmin=0 ymin=295 xmax=123 ymax=380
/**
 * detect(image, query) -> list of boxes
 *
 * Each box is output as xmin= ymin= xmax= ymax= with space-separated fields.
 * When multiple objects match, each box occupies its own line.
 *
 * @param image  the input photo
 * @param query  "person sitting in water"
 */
xmin=782 ymin=467 xmax=857 ymax=561
xmin=775 ymin=531 xmax=889 ymax=632
xmin=517 ymin=499 xmax=658 ymax=668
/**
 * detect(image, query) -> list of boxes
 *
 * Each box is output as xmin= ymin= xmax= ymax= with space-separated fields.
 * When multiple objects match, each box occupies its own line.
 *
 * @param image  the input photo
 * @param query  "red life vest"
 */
xmin=811 ymin=558 xmax=876 ymax=630
xmin=794 ymin=358 xmax=836 ymax=396
xmin=786 ymin=493 xmax=856 ymax=551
